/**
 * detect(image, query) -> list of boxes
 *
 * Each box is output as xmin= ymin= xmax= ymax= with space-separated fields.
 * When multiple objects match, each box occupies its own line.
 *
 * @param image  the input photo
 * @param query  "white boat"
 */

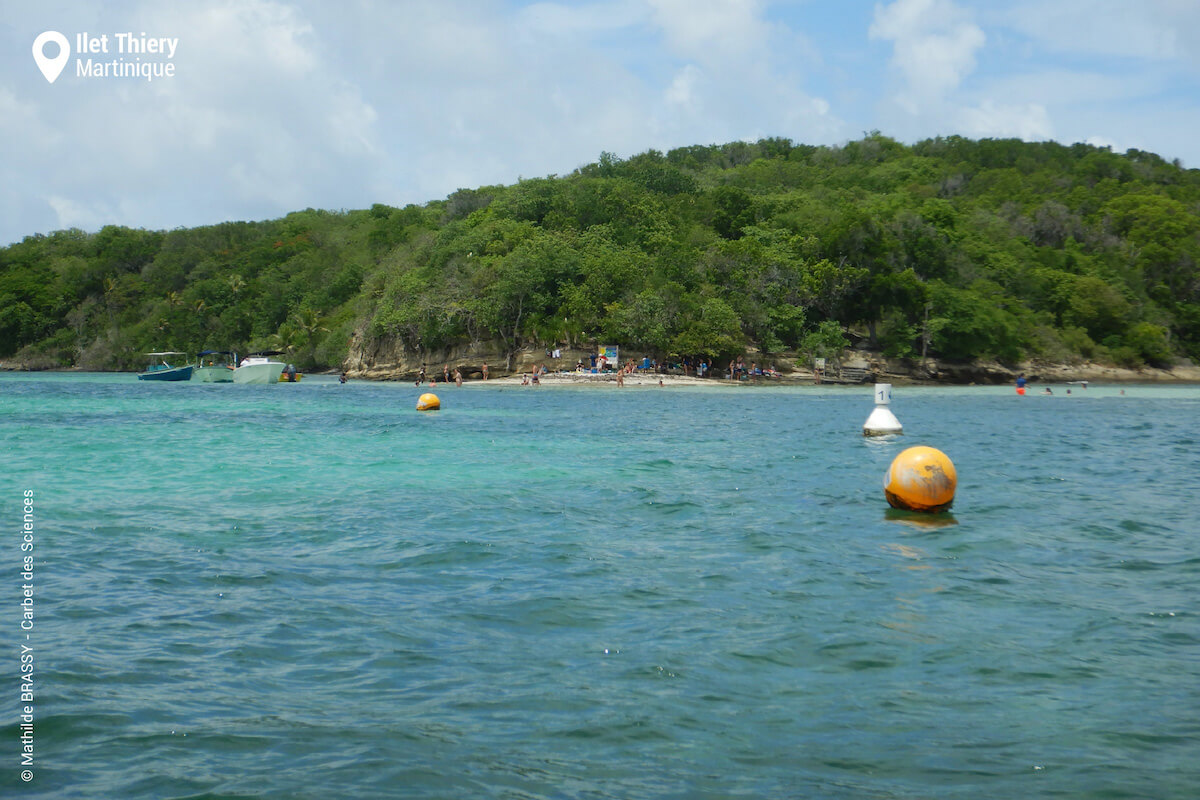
xmin=233 ymin=351 xmax=286 ymax=384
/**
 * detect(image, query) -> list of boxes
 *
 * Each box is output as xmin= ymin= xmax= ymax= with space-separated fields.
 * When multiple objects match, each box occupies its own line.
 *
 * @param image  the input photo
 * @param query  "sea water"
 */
xmin=2 ymin=373 xmax=1198 ymax=799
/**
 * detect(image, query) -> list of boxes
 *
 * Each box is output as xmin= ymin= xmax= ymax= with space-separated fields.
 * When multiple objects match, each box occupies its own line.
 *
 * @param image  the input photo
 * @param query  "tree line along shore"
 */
xmin=2 ymin=134 xmax=1198 ymax=381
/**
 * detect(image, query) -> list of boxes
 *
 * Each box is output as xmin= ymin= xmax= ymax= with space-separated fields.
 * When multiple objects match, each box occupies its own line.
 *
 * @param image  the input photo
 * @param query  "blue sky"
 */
xmin=2 ymin=0 xmax=1199 ymax=245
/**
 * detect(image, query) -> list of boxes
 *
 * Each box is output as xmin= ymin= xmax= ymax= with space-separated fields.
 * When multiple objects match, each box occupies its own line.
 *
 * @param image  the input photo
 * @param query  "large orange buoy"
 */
xmin=416 ymin=392 xmax=440 ymax=411
xmin=884 ymin=446 xmax=956 ymax=512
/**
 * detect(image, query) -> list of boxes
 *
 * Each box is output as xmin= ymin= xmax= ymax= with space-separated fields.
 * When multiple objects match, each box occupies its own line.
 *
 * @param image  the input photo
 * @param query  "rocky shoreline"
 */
xmin=6 ymin=345 xmax=1199 ymax=385
xmin=342 ymin=337 xmax=1200 ymax=385
xmin=856 ymin=355 xmax=1200 ymax=385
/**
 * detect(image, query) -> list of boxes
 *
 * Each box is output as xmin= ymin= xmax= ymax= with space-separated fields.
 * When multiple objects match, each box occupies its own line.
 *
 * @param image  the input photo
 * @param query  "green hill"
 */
xmin=3 ymin=134 xmax=1198 ymax=372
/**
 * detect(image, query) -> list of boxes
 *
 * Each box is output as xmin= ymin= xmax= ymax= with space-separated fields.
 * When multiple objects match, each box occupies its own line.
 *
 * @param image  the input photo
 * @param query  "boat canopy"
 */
xmin=245 ymin=350 xmax=285 ymax=357
xmin=146 ymin=351 xmax=188 ymax=356
xmin=197 ymin=350 xmax=234 ymax=356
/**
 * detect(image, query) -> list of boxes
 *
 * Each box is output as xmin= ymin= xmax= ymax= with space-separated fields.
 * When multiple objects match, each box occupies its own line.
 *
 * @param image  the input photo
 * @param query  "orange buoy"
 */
xmin=416 ymin=392 xmax=440 ymax=411
xmin=884 ymin=446 xmax=956 ymax=512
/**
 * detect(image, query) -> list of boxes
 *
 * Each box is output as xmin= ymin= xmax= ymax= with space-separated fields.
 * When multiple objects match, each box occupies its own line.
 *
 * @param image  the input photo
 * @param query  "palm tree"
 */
xmin=291 ymin=309 xmax=329 ymax=366
xmin=267 ymin=323 xmax=302 ymax=362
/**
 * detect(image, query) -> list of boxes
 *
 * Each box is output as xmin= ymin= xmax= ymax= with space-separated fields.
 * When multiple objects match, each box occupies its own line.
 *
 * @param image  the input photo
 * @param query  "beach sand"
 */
xmin=461 ymin=371 xmax=735 ymax=388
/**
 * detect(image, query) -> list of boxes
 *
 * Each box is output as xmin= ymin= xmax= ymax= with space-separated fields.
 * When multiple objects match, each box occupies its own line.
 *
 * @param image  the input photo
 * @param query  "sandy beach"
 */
xmin=460 ymin=371 xmax=726 ymax=387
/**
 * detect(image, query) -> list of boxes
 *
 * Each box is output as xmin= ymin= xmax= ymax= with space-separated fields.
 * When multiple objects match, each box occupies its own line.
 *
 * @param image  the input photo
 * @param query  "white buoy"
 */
xmin=863 ymin=383 xmax=903 ymax=436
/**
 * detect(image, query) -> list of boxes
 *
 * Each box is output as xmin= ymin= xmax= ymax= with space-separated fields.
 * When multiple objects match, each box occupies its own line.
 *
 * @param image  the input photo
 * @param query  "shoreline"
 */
xmin=6 ymin=360 xmax=1200 ymax=386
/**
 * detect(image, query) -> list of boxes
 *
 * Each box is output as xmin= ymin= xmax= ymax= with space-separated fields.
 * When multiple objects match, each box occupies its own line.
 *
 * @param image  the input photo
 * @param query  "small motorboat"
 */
xmin=194 ymin=350 xmax=235 ymax=382
xmin=233 ymin=351 xmax=286 ymax=384
xmin=138 ymin=352 xmax=193 ymax=381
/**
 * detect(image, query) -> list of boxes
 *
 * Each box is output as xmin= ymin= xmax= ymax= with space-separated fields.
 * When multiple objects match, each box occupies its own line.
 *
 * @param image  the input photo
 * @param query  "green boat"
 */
xmin=194 ymin=350 xmax=235 ymax=382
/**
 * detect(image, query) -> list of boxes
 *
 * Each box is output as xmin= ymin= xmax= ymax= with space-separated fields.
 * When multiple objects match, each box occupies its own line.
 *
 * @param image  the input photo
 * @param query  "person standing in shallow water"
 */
xmin=454 ymin=368 xmax=462 ymax=387
xmin=482 ymin=363 xmax=489 ymax=381
xmin=1016 ymin=373 xmax=1027 ymax=396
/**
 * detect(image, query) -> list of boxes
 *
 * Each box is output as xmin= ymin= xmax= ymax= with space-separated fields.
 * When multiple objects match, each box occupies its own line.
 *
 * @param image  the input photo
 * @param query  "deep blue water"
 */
xmin=2 ymin=373 xmax=1198 ymax=798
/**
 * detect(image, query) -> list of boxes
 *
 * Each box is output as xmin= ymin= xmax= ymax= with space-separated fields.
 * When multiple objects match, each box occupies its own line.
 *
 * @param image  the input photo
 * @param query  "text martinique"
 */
xmin=77 ymin=58 xmax=176 ymax=82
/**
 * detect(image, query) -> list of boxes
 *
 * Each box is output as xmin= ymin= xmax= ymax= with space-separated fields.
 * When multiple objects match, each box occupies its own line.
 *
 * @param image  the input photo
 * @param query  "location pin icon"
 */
xmin=32 ymin=31 xmax=70 ymax=84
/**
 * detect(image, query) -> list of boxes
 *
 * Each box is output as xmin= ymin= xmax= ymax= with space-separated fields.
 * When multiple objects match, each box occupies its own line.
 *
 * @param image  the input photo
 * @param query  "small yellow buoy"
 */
xmin=883 ymin=446 xmax=956 ymax=512
xmin=416 ymin=392 xmax=440 ymax=411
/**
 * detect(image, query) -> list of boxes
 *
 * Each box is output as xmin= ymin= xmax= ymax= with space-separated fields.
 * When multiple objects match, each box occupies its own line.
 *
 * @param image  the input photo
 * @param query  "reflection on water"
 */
xmin=884 ymin=508 xmax=959 ymax=529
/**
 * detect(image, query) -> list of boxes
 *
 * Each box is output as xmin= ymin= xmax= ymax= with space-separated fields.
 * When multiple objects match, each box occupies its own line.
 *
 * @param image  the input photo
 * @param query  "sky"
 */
xmin=2 ymin=0 xmax=1199 ymax=245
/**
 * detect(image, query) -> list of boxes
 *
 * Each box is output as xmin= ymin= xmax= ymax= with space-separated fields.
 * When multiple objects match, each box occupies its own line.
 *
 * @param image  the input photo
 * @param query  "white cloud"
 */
xmin=959 ymin=100 xmax=1052 ymax=140
xmin=2 ymin=0 xmax=390 ymax=239
xmin=867 ymin=0 xmax=1066 ymax=146
xmin=665 ymin=64 xmax=702 ymax=111
xmin=46 ymin=195 xmax=101 ymax=231
xmin=870 ymin=0 xmax=985 ymax=112
xmin=970 ymin=69 xmax=1157 ymax=108
xmin=646 ymin=0 xmax=770 ymax=62
xmin=518 ymin=0 xmax=647 ymax=38
xmin=995 ymin=0 xmax=1200 ymax=63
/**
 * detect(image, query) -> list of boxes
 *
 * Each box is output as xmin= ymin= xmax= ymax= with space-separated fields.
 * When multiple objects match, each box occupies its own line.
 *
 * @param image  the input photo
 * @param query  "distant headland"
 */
xmin=3 ymin=134 xmax=1198 ymax=382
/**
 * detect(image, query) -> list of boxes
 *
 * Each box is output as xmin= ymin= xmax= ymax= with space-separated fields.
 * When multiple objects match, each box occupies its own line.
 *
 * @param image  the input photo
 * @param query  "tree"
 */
xmin=798 ymin=321 xmax=849 ymax=372
xmin=291 ymin=309 xmax=330 ymax=367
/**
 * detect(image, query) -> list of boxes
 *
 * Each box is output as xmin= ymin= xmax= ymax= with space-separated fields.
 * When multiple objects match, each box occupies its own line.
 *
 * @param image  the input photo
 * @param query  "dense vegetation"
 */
xmin=3 ymin=134 xmax=1199 ymax=371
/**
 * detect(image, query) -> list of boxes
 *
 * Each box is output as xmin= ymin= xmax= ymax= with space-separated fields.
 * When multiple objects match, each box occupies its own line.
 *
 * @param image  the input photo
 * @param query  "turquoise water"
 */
xmin=2 ymin=373 xmax=1198 ymax=799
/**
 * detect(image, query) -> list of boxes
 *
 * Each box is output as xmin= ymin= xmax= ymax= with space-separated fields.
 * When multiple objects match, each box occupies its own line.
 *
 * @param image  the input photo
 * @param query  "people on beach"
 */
xmin=482 ymin=363 xmax=488 ymax=380
xmin=454 ymin=368 xmax=463 ymax=387
xmin=443 ymin=364 xmax=450 ymax=383
xmin=416 ymin=364 xmax=426 ymax=386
